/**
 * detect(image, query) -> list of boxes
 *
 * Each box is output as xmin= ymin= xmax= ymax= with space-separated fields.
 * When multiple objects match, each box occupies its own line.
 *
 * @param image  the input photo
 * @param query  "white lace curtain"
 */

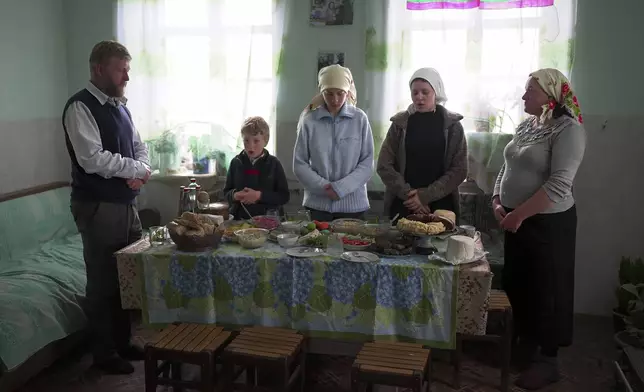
xmin=116 ymin=0 xmax=577 ymax=190
xmin=364 ymin=0 xmax=577 ymax=193
xmin=116 ymin=0 xmax=284 ymax=174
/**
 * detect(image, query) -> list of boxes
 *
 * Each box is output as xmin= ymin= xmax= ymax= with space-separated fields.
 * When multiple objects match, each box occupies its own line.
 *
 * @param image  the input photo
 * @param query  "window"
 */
xmin=117 ymin=0 xmax=274 ymax=174
xmin=404 ymin=5 xmax=573 ymax=133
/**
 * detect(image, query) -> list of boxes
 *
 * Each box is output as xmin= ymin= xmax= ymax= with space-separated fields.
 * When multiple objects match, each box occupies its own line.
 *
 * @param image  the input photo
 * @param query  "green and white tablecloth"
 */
xmin=140 ymin=241 xmax=459 ymax=348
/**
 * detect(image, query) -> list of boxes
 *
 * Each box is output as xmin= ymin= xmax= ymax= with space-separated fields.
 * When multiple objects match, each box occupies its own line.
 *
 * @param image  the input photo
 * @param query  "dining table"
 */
xmin=115 ymin=236 xmax=493 ymax=350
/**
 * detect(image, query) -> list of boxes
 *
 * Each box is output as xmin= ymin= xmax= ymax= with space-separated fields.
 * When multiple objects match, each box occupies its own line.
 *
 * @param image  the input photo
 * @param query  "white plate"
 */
xmin=286 ymin=246 xmax=326 ymax=258
xmin=428 ymin=249 xmax=487 ymax=266
xmin=341 ymin=251 xmax=379 ymax=263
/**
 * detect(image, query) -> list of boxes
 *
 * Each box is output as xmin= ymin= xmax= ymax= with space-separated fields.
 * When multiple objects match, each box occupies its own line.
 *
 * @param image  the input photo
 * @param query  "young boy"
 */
xmin=223 ymin=116 xmax=290 ymax=219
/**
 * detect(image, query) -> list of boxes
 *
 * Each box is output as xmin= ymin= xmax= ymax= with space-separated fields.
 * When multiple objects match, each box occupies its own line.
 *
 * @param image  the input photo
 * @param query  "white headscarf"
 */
xmin=409 ymin=67 xmax=448 ymax=104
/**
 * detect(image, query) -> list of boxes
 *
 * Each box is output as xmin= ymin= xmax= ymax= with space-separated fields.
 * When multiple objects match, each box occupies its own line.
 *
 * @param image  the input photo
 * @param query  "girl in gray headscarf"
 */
xmin=377 ymin=67 xmax=468 ymax=222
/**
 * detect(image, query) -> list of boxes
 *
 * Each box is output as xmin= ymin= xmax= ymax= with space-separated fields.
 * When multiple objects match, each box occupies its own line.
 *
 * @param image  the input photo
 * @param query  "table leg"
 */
xmin=201 ymin=355 xmax=214 ymax=392
xmin=171 ymin=362 xmax=183 ymax=392
xmin=452 ymin=334 xmax=462 ymax=389
xmin=144 ymin=351 xmax=158 ymax=392
xmin=500 ymin=310 xmax=513 ymax=392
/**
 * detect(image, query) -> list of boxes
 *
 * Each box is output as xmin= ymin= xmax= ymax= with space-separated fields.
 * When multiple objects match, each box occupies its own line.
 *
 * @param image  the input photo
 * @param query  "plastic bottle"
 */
xmin=177 ymin=186 xmax=186 ymax=216
xmin=180 ymin=187 xmax=192 ymax=214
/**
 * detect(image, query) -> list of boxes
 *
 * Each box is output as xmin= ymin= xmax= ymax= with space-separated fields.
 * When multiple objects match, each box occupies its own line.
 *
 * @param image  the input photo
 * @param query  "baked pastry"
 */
xmin=168 ymin=213 xmax=220 ymax=238
xmin=434 ymin=209 xmax=456 ymax=223
xmin=396 ymin=218 xmax=445 ymax=235
xmin=433 ymin=209 xmax=456 ymax=231
xmin=407 ymin=213 xmax=441 ymax=223
xmin=371 ymin=235 xmax=413 ymax=255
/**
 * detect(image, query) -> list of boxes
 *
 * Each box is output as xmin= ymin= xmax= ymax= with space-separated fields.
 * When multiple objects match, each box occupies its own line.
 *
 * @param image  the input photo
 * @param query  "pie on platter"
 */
xmin=396 ymin=210 xmax=456 ymax=236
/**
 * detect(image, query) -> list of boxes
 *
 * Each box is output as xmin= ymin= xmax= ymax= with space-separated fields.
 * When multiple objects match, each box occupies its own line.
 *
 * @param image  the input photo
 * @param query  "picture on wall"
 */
xmin=310 ymin=0 xmax=354 ymax=26
xmin=317 ymin=52 xmax=345 ymax=74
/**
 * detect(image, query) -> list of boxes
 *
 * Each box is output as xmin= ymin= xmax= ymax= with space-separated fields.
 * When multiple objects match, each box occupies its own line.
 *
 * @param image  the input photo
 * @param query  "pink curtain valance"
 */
xmin=407 ymin=0 xmax=555 ymax=10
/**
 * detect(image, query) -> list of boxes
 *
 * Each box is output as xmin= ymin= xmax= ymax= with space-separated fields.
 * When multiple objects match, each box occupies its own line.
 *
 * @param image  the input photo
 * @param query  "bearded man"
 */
xmin=63 ymin=40 xmax=150 ymax=374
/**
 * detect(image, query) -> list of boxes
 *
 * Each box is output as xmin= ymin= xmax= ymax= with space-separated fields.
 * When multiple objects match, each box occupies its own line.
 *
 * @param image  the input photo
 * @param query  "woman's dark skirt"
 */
xmin=502 ymin=205 xmax=577 ymax=350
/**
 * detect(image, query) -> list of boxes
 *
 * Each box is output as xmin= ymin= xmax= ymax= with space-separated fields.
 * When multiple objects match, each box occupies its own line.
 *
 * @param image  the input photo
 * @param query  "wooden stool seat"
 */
xmin=454 ymin=289 xmax=513 ymax=392
xmin=488 ymin=290 xmax=511 ymax=311
xmin=144 ymin=323 xmax=231 ymax=392
xmin=222 ymin=326 xmax=305 ymax=391
xmin=352 ymin=341 xmax=431 ymax=392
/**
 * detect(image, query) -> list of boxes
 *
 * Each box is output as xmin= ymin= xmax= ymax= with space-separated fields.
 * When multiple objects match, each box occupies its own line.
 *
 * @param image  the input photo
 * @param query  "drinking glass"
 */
xmin=365 ymin=214 xmax=383 ymax=224
xmin=326 ymin=233 xmax=344 ymax=257
xmin=149 ymin=226 xmax=168 ymax=246
xmin=296 ymin=209 xmax=311 ymax=222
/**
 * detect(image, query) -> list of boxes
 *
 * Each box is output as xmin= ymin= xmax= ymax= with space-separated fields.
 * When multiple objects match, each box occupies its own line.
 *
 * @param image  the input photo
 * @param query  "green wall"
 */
xmin=572 ymin=0 xmax=643 ymax=116
xmin=63 ymin=0 xmax=116 ymax=95
xmin=277 ymin=0 xmax=367 ymax=122
xmin=0 ymin=0 xmax=68 ymax=121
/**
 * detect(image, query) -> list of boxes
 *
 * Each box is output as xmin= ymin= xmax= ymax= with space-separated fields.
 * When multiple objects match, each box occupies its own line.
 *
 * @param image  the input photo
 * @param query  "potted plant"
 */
xmin=614 ymin=257 xmax=644 ymax=333
xmin=615 ymin=282 xmax=644 ymax=349
xmin=151 ymin=130 xmax=179 ymax=175
xmin=205 ymin=150 xmax=222 ymax=175
xmin=189 ymin=135 xmax=213 ymax=174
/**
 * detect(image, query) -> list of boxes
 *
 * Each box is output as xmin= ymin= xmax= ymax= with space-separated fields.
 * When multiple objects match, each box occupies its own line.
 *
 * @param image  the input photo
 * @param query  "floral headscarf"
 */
xmin=529 ymin=68 xmax=583 ymax=124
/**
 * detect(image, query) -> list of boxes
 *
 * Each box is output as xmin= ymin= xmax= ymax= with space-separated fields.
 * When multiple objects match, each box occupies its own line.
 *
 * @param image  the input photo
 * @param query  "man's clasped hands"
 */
xmin=126 ymin=168 xmax=151 ymax=191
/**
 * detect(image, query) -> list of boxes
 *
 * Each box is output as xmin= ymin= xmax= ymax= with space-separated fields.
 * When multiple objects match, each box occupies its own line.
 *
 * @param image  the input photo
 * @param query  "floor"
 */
xmin=17 ymin=315 xmax=616 ymax=392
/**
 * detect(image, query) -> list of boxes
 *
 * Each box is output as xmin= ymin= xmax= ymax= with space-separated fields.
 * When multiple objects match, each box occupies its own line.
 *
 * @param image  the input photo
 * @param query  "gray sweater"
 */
xmin=493 ymin=116 xmax=586 ymax=214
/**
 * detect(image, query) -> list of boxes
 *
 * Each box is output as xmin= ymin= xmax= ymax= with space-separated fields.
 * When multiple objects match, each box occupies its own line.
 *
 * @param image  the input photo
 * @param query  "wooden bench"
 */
xmin=144 ymin=323 xmax=231 ymax=392
xmin=221 ymin=326 xmax=305 ymax=391
xmin=454 ymin=289 xmax=513 ymax=392
xmin=351 ymin=341 xmax=431 ymax=392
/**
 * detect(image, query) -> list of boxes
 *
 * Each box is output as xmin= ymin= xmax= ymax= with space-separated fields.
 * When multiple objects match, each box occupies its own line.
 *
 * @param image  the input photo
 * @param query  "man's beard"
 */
xmin=105 ymin=82 xmax=124 ymax=98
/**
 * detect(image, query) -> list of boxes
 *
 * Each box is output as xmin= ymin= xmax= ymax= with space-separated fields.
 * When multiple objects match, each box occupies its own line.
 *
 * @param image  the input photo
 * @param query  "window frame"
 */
xmin=407 ymin=10 xmax=544 ymax=134
xmin=157 ymin=0 xmax=275 ymax=152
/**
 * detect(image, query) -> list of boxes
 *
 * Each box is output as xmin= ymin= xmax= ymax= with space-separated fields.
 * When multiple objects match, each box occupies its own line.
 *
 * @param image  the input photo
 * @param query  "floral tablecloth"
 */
xmin=116 ymin=239 xmax=493 ymax=344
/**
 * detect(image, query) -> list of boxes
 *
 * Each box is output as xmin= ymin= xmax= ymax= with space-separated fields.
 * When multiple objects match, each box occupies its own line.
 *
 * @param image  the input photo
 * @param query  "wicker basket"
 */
xmin=168 ymin=230 xmax=223 ymax=252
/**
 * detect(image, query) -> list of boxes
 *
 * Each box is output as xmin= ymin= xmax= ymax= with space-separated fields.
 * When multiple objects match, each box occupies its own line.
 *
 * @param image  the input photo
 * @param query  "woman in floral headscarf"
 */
xmin=493 ymin=68 xmax=585 ymax=390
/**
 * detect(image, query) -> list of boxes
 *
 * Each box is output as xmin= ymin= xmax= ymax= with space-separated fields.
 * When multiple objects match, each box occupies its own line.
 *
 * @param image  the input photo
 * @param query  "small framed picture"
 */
xmin=310 ymin=0 xmax=354 ymax=26
xmin=317 ymin=52 xmax=345 ymax=74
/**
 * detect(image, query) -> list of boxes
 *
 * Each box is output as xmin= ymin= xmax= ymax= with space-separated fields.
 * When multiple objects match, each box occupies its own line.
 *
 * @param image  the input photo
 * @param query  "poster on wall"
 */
xmin=317 ymin=52 xmax=345 ymax=74
xmin=310 ymin=0 xmax=354 ymax=26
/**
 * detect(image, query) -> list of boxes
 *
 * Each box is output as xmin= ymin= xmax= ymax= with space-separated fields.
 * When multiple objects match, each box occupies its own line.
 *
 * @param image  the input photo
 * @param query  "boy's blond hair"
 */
xmin=241 ymin=116 xmax=270 ymax=143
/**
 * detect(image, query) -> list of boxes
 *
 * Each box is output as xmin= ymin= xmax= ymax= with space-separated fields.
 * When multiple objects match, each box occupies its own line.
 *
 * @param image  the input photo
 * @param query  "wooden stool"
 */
xmin=221 ymin=326 xmax=305 ymax=391
xmin=454 ymin=289 xmax=513 ymax=392
xmin=144 ymin=323 xmax=231 ymax=392
xmin=351 ymin=341 xmax=431 ymax=392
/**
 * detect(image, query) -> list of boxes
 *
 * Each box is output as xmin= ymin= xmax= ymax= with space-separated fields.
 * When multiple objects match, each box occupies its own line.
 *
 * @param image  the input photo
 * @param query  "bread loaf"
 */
xmin=433 ymin=209 xmax=456 ymax=230
xmin=434 ymin=209 xmax=456 ymax=222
